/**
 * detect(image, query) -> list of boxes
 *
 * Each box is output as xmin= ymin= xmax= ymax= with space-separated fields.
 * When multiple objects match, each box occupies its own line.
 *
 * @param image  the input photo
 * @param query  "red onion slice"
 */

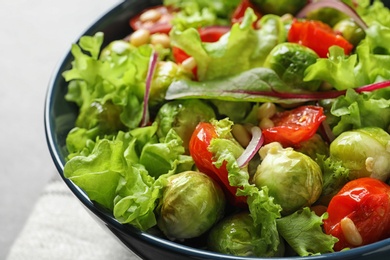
xmin=237 ymin=126 xmax=264 ymax=168
xmin=296 ymin=0 xmax=368 ymax=30
xmin=140 ymin=51 xmax=159 ymax=127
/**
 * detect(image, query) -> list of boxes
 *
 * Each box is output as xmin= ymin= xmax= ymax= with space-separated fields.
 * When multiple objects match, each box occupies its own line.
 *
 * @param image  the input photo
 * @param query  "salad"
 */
xmin=62 ymin=0 xmax=390 ymax=257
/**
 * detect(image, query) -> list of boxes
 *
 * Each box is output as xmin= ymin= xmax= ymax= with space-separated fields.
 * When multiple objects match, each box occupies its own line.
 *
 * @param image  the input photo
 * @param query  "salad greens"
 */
xmin=61 ymin=0 xmax=390 ymax=258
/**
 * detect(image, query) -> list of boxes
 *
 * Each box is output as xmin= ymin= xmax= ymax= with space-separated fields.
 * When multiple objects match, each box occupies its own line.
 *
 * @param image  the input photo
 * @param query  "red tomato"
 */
xmin=231 ymin=0 xmax=262 ymax=25
xmin=129 ymin=6 xmax=175 ymax=34
xmin=288 ymin=19 xmax=354 ymax=58
xmin=189 ymin=122 xmax=247 ymax=208
xmin=323 ymin=178 xmax=390 ymax=251
xmin=262 ymin=105 xmax=326 ymax=147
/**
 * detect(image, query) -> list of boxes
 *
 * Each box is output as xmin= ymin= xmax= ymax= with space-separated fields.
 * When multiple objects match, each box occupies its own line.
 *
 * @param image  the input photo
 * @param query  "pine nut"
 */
xmin=365 ymin=157 xmax=374 ymax=172
xmin=257 ymin=102 xmax=276 ymax=120
xmin=259 ymin=118 xmax=274 ymax=130
xmin=129 ymin=29 xmax=150 ymax=47
xmin=151 ymin=33 xmax=171 ymax=48
xmin=340 ymin=217 xmax=363 ymax=246
xmin=139 ymin=9 xmax=162 ymax=23
xmin=181 ymin=57 xmax=197 ymax=72
xmin=232 ymin=124 xmax=251 ymax=148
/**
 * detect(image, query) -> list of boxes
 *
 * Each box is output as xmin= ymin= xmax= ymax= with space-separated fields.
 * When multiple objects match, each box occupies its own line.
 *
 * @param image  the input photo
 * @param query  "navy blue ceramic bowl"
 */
xmin=45 ymin=0 xmax=390 ymax=259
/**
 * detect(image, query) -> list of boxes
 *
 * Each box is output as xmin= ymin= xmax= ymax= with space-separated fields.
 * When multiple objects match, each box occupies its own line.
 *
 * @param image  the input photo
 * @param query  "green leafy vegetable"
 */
xmin=169 ymin=10 xmax=285 ymax=81
xmin=276 ymin=207 xmax=338 ymax=256
xmin=208 ymin=118 xmax=282 ymax=256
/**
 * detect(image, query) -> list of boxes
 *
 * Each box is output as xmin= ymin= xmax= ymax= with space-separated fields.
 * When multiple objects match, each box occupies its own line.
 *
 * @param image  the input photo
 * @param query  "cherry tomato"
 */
xmin=129 ymin=6 xmax=175 ymax=34
xmin=231 ymin=0 xmax=262 ymax=25
xmin=288 ymin=19 xmax=354 ymax=58
xmin=189 ymin=122 xmax=247 ymax=208
xmin=262 ymin=105 xmax=326 ymax=147
xmin=323 ymin=178 xmax=390 ymax=251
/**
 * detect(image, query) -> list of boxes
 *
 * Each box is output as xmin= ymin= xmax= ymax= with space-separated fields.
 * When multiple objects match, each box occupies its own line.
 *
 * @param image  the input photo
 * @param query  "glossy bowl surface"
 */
xmin=45 ymin=0 xmax=390 ymax=259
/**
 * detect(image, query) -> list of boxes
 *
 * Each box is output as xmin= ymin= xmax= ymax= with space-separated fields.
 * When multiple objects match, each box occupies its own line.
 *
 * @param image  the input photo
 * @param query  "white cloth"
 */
xmin=6 ymin=176 xmax=141 ymax=260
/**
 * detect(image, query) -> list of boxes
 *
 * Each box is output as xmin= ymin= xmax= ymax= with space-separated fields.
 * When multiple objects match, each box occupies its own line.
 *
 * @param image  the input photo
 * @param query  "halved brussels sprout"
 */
xmin=253 ymin=142 xmax=323 ymax=215
xmin=157 ymin=171 xmax=225 ymax=240
xmin=329 ymin=127 xmax=390 ymax=181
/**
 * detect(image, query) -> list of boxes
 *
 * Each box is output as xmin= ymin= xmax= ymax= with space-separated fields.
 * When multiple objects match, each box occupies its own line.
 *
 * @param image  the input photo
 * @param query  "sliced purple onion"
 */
xmin=237 ymin=126 xmax=264 ymax=168
xmin=140 ymin=51 xmax=159 ymax=127
xmin=296 ymin=0 xmax=368 ymax=30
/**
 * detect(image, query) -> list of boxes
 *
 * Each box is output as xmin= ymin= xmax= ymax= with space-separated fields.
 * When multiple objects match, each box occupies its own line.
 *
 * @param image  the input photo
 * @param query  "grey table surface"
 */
xmin=0 ymin=1 xmax=121 ymax=259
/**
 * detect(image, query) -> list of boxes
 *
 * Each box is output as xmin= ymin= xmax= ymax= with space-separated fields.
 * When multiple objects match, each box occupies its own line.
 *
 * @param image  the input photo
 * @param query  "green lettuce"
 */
xmin=208 ymin=118 xmax=282 ymax=256
xmin=276 ymin=207 xmax=338 ymax=256
xmin=330 ymin=88 xmax=390 ymax=136
xmin=63 ymin=33 xmax=153 ymax=130
xmin=304 ymin=22 xmax=390 ymax=90
xmin=169 ymin=10 xmax=285 ymax=81
xmin=64 ymin=124 xmax=192 ymax=231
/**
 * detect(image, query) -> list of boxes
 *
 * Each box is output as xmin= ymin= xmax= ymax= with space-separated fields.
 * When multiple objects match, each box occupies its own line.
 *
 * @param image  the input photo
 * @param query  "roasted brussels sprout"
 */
xmin=264 ymin=43 xmax=321 ymax=91
xmin=155 ymin=99 xmax=216 ymax=153
xmin=208 ymin=211 xmax=285 ymax=257
xmin=157 ymin=171 xmax=225 ymax=240
xmin=329 ymin=127 xmax=390 ymax=181
xmin=251 ymin=0 xmax=307 ymax=16
xmin=253 ymin=142 xmax=323 ymax=215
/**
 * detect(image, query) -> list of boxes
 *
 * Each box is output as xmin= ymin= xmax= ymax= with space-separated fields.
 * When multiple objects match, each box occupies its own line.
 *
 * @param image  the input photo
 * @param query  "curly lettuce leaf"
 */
xmin=276 ymin=207 xmax=338 ymax=256
xmin=169 ymin=10 xmax=285 ymax=81
xmin=63 ymin=33 xmax=154 ymax=130
xmin=209 ymin=118 xmax=282 ymax=256
xmin=64 ymin=123 xmax=190 ymax=230
xmin=164 ymin=0 xmax=240 ymax=20
xmin=316 ymin=155 xmax=350 ymax=205
xmin=304 ymin=22 xmax=390 ymax=90
xmin=330 ymin=88 xmax=390 ymax=136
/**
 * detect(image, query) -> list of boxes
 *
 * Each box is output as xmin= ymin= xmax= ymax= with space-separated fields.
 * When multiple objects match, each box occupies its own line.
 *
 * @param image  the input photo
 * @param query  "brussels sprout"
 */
xmin=296 ymin=134 xmax=329 ymax=160
xmin=75 ymin=100 xmax=126 ymax=135
xmin=329 ymin=127 xmax=390 ymax=181
xmin=155 ymin=99 xmax=216 ymax=153
xmin=333 ymin=18 xmax=366 ymax=46
xmin=157 ymin=171 xmax=225 ymax=240
xmin=305 ymin=7 xmax=348 ymax=27
xmin=211 ymin=100 xmax=252 ymax=123
xmin=253 ymin=142 xmax=323 ymax=215
xmin=208 ymin=212 xmax=285 ymax=257
xmin=251 ymin=0 xmax=307 ymax=16
xmin=264 ymin=43 xmax=321 ymax=91
xmin=150 ymin=61 xmax=193 ymax=107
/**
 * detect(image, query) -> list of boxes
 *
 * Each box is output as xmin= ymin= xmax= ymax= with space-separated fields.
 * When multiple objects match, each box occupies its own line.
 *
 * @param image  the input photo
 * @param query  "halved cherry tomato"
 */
xmin=129 ymin=6 xmax=175 ymax=34
xmin=323 ymin=178 xmax=390 ymax=251
xmin=231 ymin=0 xmax=262 ymax=25
xmin=288 ymin=19 xmax=354 ymax=58
xmin=262 ymin=105 xmax=326 ymax=147
xmin=189 ymin=122 xmax=247 ymax=208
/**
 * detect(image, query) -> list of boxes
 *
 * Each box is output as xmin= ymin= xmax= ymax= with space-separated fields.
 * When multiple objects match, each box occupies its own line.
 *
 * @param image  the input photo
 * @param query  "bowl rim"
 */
xmin=44 ymin=0 xmax=390 ymax=259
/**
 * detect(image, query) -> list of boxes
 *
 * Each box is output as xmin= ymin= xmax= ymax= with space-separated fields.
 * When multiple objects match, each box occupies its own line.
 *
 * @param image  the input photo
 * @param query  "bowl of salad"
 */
xmin=45 ymin=0 xmax=390 ymax=259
